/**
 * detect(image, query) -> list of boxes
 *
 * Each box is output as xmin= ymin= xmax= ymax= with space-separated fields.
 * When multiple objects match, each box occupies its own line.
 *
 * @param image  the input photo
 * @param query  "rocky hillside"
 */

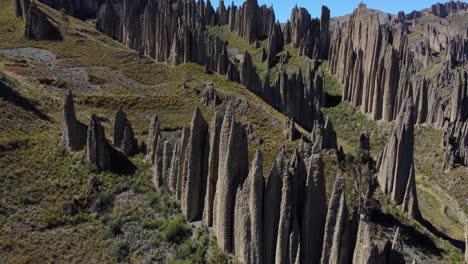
xmin=1 ymin=0 xmax=467 ymax=263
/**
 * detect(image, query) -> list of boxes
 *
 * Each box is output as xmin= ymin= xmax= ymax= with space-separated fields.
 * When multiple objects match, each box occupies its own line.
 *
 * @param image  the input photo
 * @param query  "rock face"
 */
xmin=113 ymin=107 xmax=128 ymax=147
xmin=310 ymin=117 xmax=338 ymax=151
xmin=377 ymin=97 xmax=422 ymax=220
xmin=263 ymin=147 xmax=287 ymax=264
xmin=233 ymin=150 xmax=264 ymax=264
xmin=96 ymin=0 xmax=229 ymax=75
xmin=241 ymin=52 xmax=262 ymax=95
xmin=430 ymin=1 xmax=468 ymax=18
xmin=465 ymin=216 xmax=468 ymax=263
xmin=147 ymin=115 xmax=160 ymax=165
xmin=86 ymin=114 xmax=112 ymax=171
xmin=213 ymin=103 xmax=249 ymax=252
xmin=16 ymin=0 xmax=105 ymax=19
xmin=267 ymin=22 xmax=283 ymax=68
xmin=25 ymin=2 xmax=63 ymax=41
xmin=201 ymin=85 xmax=222 ymax=108
xmin=121 ymin=122 xmax=138 ymax=157
xmin=181 ymin=108 xmax=209 ymax=221
xmin=282 ymin=5 xmax=331 ymax=60
xmin=62 ymin=91 xmax=87 ymax=151
xmin=320 ymin=171 xmax=350 ymax=264
xmin=301 ymin=154 xmax=327 ymax=263
xmin=202 ymin=112 xmax=224 ymax=226
xmin=284 ymin=118 xmax=299 ymax=141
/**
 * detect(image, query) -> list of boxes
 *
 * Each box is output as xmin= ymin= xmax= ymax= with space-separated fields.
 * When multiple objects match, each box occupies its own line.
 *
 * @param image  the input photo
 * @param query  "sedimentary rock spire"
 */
xmin=86 ymin=114 xmax=112 ymax=171
xmin=321 ymin=171 xmax=350 ymax=264
xmin=121 ymin=122 xmax=138 ymax=157
xmin=113 ymin=107 xmax=128 ymax=147
xmin=241 ymin=52 xmax=262 ymax=95
xmin=300 ymin=154 xmax=327 ymax=263
xmin=213 ymin=103 xmax=248 ymax=252
xmin=181 ymin=108 xmax=209 ymax=222
xmin=147 ymin=115 xmax=160 ymax=165
xmin=203 ymin=112 xmax=224 ymax=226
xmin=377 ymin=97 xmax=422 ymax=219
xmin=63 ymin=91 xmax=87 ymax=151
xmin=234 ymin=150 xmax=264 ymax=264
xmin=25 ymin=1 xmax=63 ymax=41
xmin=284 ymin=118 xmax=299 ymax=141
xmin=263 ymin=147 xmax=287 ymax=264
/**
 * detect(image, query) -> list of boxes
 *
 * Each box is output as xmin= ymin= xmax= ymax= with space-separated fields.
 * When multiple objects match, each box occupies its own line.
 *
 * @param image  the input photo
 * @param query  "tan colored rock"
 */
xmin=203 ymin=112 xmax=224 ymax=226
xmin=300 ymin=154 xmax=327 ymax=263
xmin=321 ymin=171 xmax=350 ymax=264
xmin=146 ymin=115 xmax=160 ymax=165
xmin=213 ymin=103 xmax=249 ymax=252
xmin=263 ymin=147 xmax=287 ymax=264
xmin=181 ymin=108 xmax=209 ymax=222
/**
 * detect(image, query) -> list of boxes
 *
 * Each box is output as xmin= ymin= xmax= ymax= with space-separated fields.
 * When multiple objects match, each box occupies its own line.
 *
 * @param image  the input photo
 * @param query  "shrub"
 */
xmin=111 ymin=239 xmax=129 ymax=262
xmin=162 ymin=216 xmax=191 ymax=243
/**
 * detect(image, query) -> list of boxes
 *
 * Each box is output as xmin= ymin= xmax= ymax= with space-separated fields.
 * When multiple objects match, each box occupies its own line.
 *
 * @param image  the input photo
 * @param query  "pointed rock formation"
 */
xmin=389 ymin=228 xmax=405 ymax=264
xmin=241 ymin=51 xmax=262 ymax=95
xmin=213 ymin=103 xmax=248 ymax=252
xmin=234 ymin=150 xmax=264 ymax=264
xmin=377 ymin=97 xmax=422 ymax=220
xmin=203 ymin=112 xmax=224 ymax=226
xmin=275 ymin=165 xmax=298 ymax=264
xmin=113 ymin=107 xmax=128 ymax=147
xmin=300 ymin=154 xmax=327 ymax=263
xmin=321 ymin=171 xmax=350 ymax=264
xmin=311 ymin=117 xmax=338 ymax=150
xmin=86 ymin=114 xmax=112 ymax=171
xmin=121 ymin=122 xmax=138 ymax=157
xmin=15 ymin=0 xmax=31 ymax=18
xmin=284 ymin=118 xmax=299 ymax=141
xmin=25 ymin=2 xmax=63 ymax=41
xmin=181 ymin=108 xmax=209 ymax=222
xmin=465 ymin=216 xmax=468 ymax=263
xmin=153 ymin=137 xmax=165 ymax=189
xmin=263 ymin=147 xmax=287 ymax=264
xmin=63 ymin=91 xmax=87 ymax=151
xmin=146 ymin=115 xmax=160 ymax=165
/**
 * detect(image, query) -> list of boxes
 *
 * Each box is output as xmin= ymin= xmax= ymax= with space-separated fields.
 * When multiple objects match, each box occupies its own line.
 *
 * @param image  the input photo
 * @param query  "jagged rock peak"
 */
xmin=284 ymin=118 xmax=299 ymax=141
xmin=263 ymin=146 xmax=287 ymax=264
xmin=63 ymin=90 xmax=87 ymax=151
xmin=214 ymin=102 xmax=249 ymax=252
xmin=121 ymin=122 xmax=138 ymax=157
xmin=113 ymin=106 xmax=128 ymax=147
xmin=86 ymin=114 xmax=112 ymax=171
xmin=203 ymin=111 xmax=224 ymax=227
xmin=431 ymin=1 xmax=468 ymax=18
xmin=234 ymin=150 xmax=264 ymax=264
xmin=377 ymin=97 xmax=421 ymax=220
xmin=321 ymin=171 xmax=350 ymax=264
xmin=25 ymin=1 xmax=63 ymax=41
xmin=301 ymin=153 xmax=326 ymax=263
xmin=181 ymin=107 xmax=209 ymax=222
xmin=147 ymin=114 xmax=160 ymax=165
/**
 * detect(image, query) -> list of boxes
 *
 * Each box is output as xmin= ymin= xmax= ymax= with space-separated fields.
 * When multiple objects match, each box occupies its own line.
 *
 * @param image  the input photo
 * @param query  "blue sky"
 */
xmin=212 ymin=0 xmax=454 ymax=22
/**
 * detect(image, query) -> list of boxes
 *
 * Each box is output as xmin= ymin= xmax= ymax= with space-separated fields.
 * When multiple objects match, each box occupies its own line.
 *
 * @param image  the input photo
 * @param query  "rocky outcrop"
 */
xmin=202 ymin=112 xmax=224 ymax=226
xmin=96 ymin=0 xmax=229 ymax=74
xmin=263 ymin=147 xmax=287 ymax=264
xmin=201 ymin=84 xmax=222 ymax=108
xmin=222 ymin=0 xmax=275 ymax=44
xmin=310 ymin=117 xmax=338 ymax=151
xmin=321 ymin=171 xmax=350 ymax=264
xmin=267 ymin=22 xmax=283 ymax=68
xmin=25 ymin=2 xmax=63 ymax=41
xmin=113 ymin=107 xmax=128 ymax=147
xmin=234 ymin=150 xmax=264 ymax=264
xmin=146 ymin=115 xmax=160 ymax=165
xmin=266 ymin=66 xmax=325 ymax=131
xmin=301 ymin=154 xmax=327 ymax=263
xmin=377 ymin=97 xmax=422 ymax=220
xmin=121 ymin=122 xmax=138 ymax=157
xmin=63 ymin=91 xmax=87 ymax=151
xmin=86 ymin=114 xmax=112 ymax=171
xmin=282 ymin=5 xmax=330 ymax=60
xmin=241 ymin=52 xmax=262 ymax=95
xmin=283 ymin=118 xmax=299 ymax=141
xmin=213 ymin=103 xmax=249 ymax=252
xmin=465 ymin=216 xmax=468 ymax=263
xmin=15 ymin=0 xmax=31 ymax=18
xmin=181 ymin=108 xmax=209 ymax=221
xmin=430 ymin=1 xmax=468 ymax=18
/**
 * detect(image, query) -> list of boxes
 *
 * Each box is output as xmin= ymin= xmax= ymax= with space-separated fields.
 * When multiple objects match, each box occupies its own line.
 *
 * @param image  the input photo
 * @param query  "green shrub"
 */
xmin=162 ymin=216 xmax=191 ymax=243
xmin=111 ymin=239 xmax=129 ymax=262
